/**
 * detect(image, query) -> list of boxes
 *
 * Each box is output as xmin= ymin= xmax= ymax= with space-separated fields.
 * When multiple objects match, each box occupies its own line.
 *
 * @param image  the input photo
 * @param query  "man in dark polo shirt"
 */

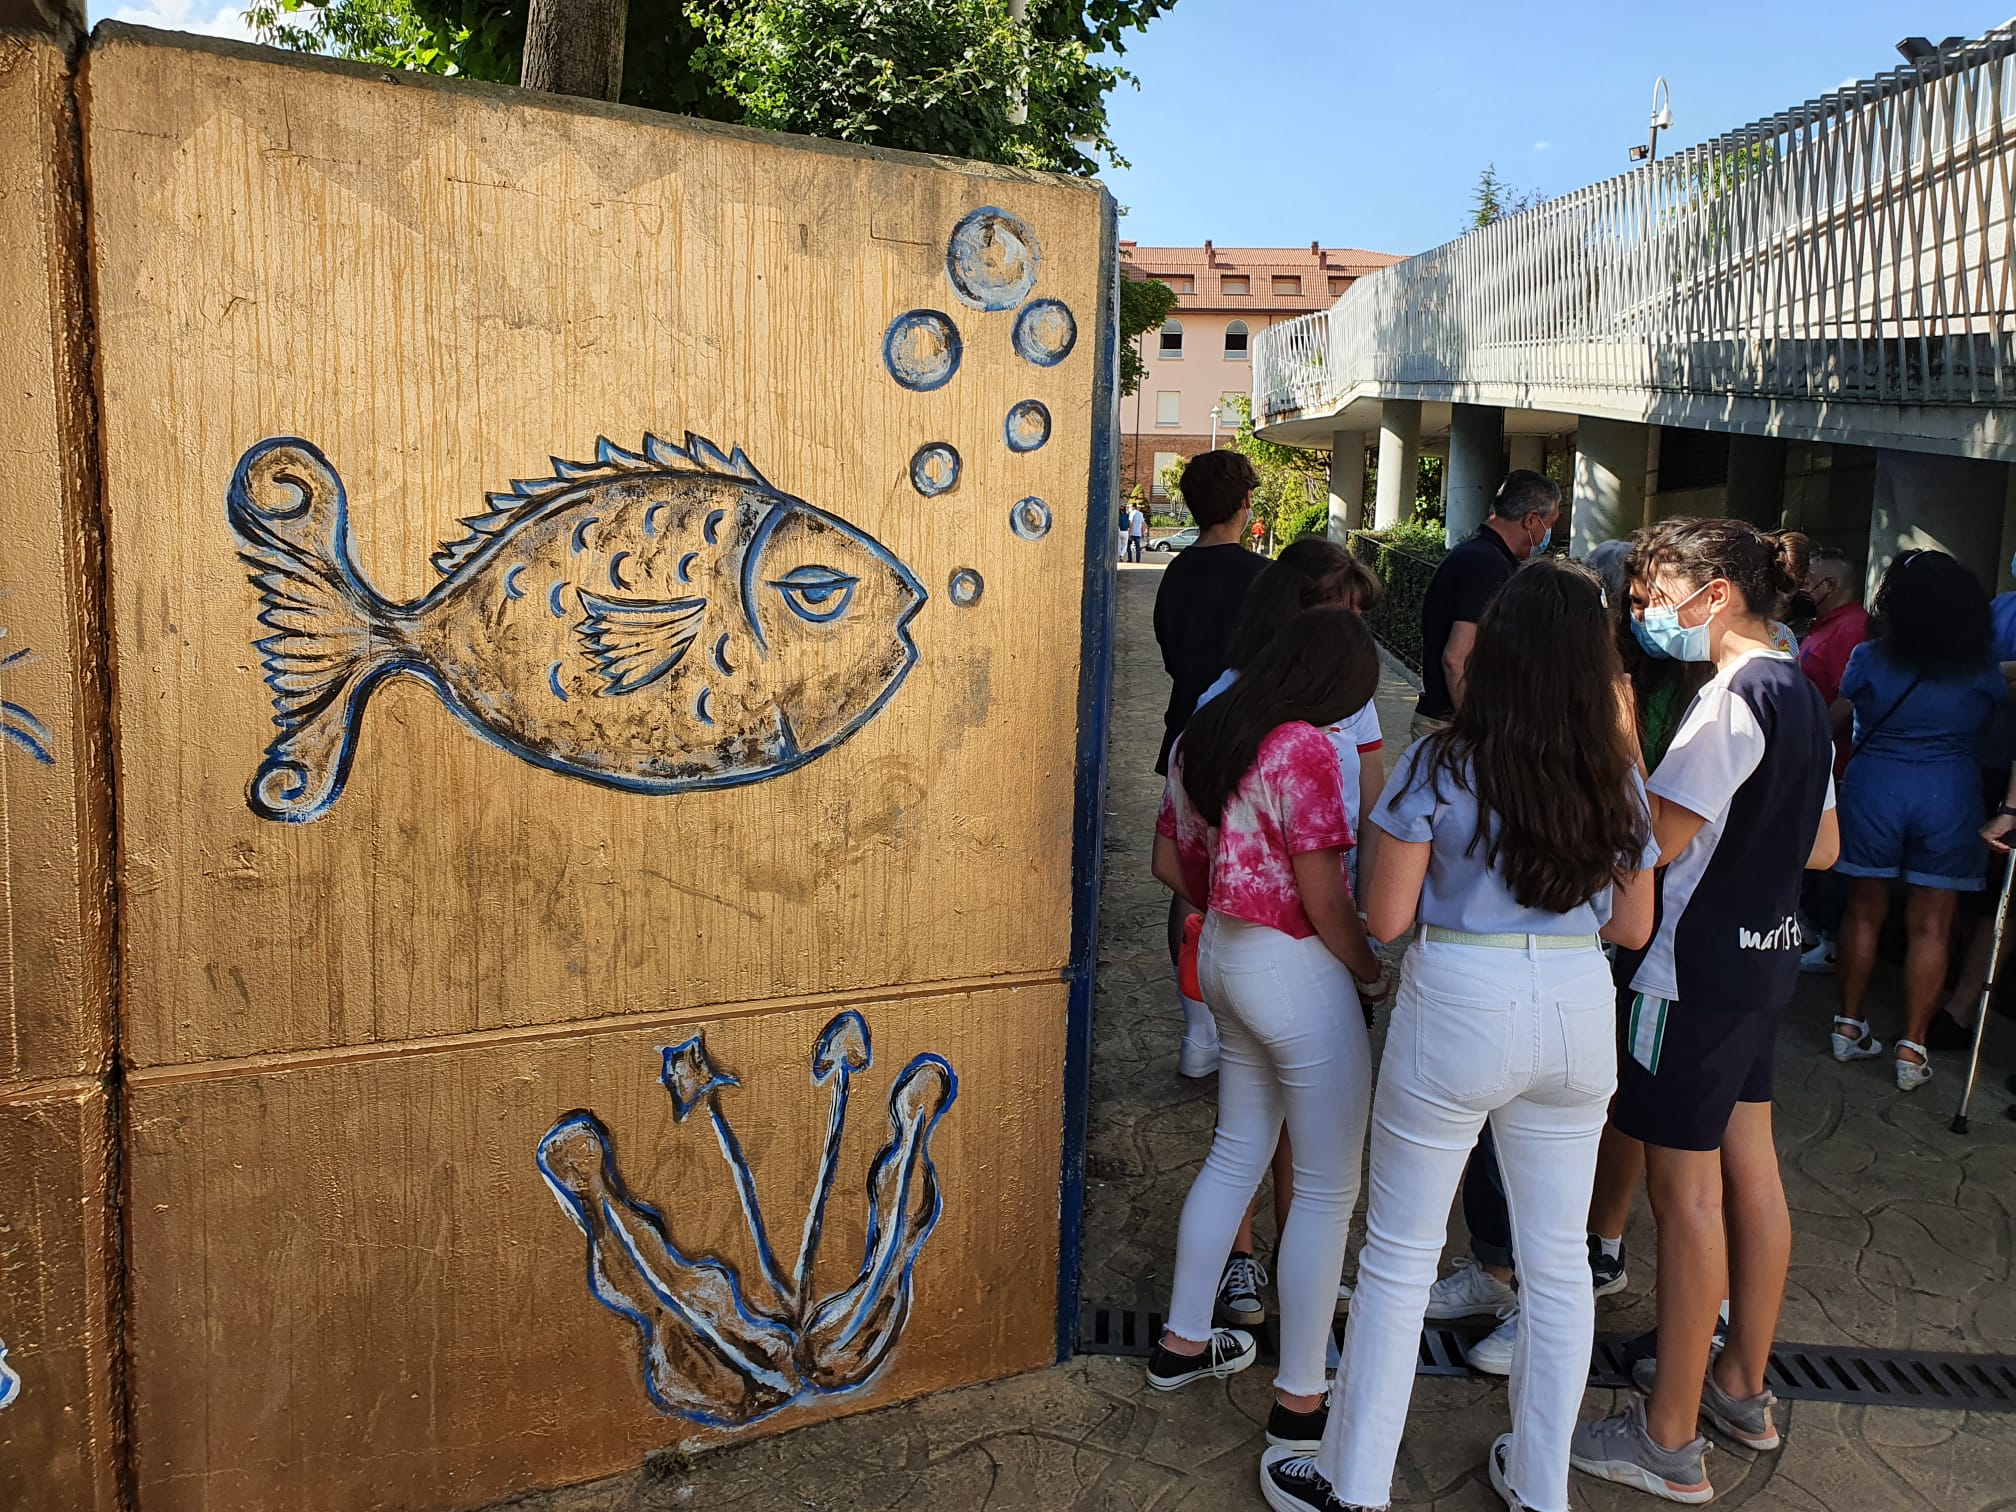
xmin=1411 ymin=470 xmax=1561 ymax=738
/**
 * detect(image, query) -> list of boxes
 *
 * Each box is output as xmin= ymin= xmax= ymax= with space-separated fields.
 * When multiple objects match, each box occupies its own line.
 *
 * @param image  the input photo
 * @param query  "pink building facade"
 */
xmin=1120 ymin=240 xmax=1402 ymax=503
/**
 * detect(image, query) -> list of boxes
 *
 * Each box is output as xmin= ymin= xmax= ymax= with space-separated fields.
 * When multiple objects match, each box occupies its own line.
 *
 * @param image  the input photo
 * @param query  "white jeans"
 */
xmin=1318 ymin=935 xmax=1616 ymax=1512
xmin=1165 ymin=914 xmax=1372 ymax=1396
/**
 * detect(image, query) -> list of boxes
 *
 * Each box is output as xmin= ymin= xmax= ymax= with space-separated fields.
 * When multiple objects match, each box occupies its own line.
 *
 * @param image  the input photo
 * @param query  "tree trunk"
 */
xmin=519 ymin=0 xmax=630 ymax=103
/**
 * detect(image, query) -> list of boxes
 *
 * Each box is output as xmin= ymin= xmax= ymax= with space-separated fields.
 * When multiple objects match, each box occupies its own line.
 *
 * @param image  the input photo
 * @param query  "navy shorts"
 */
xmin=1837 ymin=757 xmax=1987 ymax=892
xmin=1611 ymin=983 xmax=1776 ymax=1152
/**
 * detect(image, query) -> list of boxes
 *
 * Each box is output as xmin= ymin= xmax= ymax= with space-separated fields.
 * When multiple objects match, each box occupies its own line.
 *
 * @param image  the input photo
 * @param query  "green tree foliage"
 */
xmin=1470 ymin=162 xmax=1543 ymax=229
xmin=247 ymin=1 xmax=1175 ymax=172
xmin=1156 ymin=454 xmax=1187 ymax=511
xmin=1119 ymin=273 xmax=1178 ymax=396
xmin=1280 ymin=496 xmax=1330 ymax=546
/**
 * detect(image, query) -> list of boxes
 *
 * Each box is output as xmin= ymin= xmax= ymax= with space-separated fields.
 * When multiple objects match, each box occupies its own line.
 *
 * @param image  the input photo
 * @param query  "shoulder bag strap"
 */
xmin=1848 ymin=675 xmax=1923 ymax=764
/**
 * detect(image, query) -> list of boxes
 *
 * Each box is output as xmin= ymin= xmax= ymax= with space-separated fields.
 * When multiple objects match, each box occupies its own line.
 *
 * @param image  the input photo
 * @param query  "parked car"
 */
xmin=1147 ymin=526 xmax=1199 ymax=553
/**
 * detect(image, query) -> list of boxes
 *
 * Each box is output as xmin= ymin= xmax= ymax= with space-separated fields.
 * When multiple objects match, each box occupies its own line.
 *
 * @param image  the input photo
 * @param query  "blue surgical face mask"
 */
xmin=1635 ymin=581 xmax=1717 ymax=663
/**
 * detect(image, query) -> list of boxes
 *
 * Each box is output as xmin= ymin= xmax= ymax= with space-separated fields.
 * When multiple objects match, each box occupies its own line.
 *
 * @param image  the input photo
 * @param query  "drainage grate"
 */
xmin=1077 ymin=1304 xmax=2016 ymax=1412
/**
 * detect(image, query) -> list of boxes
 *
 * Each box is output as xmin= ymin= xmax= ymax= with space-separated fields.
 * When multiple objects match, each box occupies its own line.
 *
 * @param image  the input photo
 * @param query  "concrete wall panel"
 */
xmin=0 ymin=31 xmax=113 ymax=1087
xmin=82 ymin=28 xmax=1108 ymax=1068
xmin=0 ymin=1083 xmax=119 ymax=1512
xmin=125 ymin=984 xmax=1063 ymax=1512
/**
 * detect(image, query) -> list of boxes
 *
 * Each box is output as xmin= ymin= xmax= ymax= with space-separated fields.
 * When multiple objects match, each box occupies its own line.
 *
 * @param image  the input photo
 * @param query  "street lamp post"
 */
xmin=1629 ymin=77 xmax=1673 ymax=164
xmin=1210 ymin=403 xmax=1224 ymax=448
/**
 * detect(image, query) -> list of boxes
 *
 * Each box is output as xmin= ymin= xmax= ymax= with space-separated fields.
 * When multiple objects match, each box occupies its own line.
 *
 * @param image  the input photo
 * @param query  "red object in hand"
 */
xmin=1178 ymin=912 xmax=1204 ymax=1000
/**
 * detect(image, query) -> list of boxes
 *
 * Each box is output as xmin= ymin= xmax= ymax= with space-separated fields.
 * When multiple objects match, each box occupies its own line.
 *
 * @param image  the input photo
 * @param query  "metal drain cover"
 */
xmin=1077 ymin=1304 xmax=2016 ymax=1412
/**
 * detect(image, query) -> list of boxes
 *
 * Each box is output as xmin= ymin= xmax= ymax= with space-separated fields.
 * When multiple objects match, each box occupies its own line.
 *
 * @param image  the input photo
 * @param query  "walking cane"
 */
xmin=1952 ymin=847 xmax=2016 ymax=1134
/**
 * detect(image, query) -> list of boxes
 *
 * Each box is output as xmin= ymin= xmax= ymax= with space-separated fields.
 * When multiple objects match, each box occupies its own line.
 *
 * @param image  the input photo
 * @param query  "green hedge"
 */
xmin=1281 ymin=498 xmax=1331 ymax=546
xmin=1349 ymin=523 xmax=1446 ymax=675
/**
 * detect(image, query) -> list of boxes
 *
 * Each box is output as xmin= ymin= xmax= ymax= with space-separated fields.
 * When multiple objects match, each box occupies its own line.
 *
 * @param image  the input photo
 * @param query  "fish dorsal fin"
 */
xmin=576 ymin=589 xmax=709 ymax=696
xmin=430 ymin=435 xmax=773 ymax=577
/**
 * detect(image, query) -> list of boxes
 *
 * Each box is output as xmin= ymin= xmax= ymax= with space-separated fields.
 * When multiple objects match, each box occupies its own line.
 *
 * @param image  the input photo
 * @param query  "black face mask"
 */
xmin=1787 ymin=592 xmax=1819 ymax=621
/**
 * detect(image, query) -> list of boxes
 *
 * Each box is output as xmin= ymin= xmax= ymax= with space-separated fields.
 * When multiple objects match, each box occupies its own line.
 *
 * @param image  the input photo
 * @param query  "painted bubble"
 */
xmin=1013 ymin=299 xmax=1077 ymax=367
xmin=1004 ymin=400 xmax=1051 ymax=454
xmin=946 ymin=208 xmax=1040 ymax=312
xmin=948 ymin=568 xmax=985 ymax=608
xmin=883 ymin=310 xmax=962 ymax=392
xmin=910 ymin=443 xmax=961 ymax=497
xmin=1009 ymin=498 xmax=1052 ymax=541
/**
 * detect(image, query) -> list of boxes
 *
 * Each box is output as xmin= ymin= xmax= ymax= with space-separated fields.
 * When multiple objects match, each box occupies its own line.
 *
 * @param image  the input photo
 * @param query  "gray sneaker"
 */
xmin=1570 ymin=1398 xmax=1713 ymax=1504
xmin=1633 ymin=1352 xmax=1782 ymax=1451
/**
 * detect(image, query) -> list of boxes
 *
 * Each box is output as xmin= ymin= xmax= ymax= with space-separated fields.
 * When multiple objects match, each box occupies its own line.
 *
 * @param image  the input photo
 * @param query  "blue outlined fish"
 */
xmin=537 ymin=1012 xmax=957 ymax=1428
xmin=0 ymin=1338 xmax=19 ymax=1412
xmin=227 ymin=434 xmax=927 ymax=822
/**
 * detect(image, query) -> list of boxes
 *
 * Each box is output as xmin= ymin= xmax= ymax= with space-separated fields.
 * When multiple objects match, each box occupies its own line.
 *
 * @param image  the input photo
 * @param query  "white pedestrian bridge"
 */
xmin=1251 ymin=21 xmax=2016 ymax=579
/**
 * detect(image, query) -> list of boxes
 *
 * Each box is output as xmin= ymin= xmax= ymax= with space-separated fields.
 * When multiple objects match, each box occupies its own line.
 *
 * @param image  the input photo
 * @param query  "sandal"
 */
xmin=1894 ymin=1039 xmax=1933 ymax=1092
xmin=1831 ymin=1016 xmax=1884 ymax=1063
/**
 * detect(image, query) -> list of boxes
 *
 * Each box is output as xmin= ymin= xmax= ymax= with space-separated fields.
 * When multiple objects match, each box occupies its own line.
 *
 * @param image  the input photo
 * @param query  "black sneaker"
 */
xmin=1259 ymin=1448 xmax=1360 ymax=1512
xmin=1487 ymin=1434 xmax=1534 ymax=1511
xmin=1145 ymin=1328 xmax=1256 ymax=1390
xmin=1266 ymin=1391 xmax=1329 ymax=1451
xmin=1588 ymin=1235 xmax=1629 ymax=1298
xmin=1216 ymin=1250 xmax=1269 ymax=1328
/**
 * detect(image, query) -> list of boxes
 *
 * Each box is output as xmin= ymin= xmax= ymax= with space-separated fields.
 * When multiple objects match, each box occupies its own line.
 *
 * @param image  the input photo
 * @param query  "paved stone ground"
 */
xmin=500 ymin=560 xmax=2016 ymax=1511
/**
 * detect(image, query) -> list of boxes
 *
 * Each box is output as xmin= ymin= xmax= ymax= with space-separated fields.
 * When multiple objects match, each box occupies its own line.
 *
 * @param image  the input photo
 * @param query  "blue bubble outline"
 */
xmin=882 ymin=309 xmax=963 ymax=392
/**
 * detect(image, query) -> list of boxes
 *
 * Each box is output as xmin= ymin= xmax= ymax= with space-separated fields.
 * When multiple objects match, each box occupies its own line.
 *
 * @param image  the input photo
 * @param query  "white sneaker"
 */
xmin=1831 ymin=1016 xmax=1883 ymax=1063
xmin=1800 ymin=941 xmax=1838 ymax=975
xmin=1895 ymin=1040 xmax=1933 ymax=1092
xmin=1467 ymin=1307 xmax=1519 ymax=1377
xmin=1335 ymin=1278 xmax=1353 ymax=1314
xmin=1425 ymin=1257 xmax=1518 ymax=1320
xmin=1177 ymin=1033 xmax=1220 ymax=1078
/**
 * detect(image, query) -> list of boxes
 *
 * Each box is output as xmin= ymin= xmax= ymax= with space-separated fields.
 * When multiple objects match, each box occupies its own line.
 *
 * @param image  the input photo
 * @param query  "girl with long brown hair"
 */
xmin=1147 ymin=606 xmax=1385 ymax=1454
xmin=1262 ymin=559 xmax=1659 ymax=1512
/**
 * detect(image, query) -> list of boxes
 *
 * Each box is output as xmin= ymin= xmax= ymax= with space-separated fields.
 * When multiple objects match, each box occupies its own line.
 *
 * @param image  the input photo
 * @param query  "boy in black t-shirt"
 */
xmin=1151 ymin=450 xmax=1267 ymax=1082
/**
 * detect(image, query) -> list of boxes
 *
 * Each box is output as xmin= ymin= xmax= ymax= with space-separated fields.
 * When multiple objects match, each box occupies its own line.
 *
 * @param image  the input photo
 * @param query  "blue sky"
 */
xmin=1100 ymin=0 xmax=2016 ymax=255
xmin=90 ymin=0 xmax=2016 ymax=259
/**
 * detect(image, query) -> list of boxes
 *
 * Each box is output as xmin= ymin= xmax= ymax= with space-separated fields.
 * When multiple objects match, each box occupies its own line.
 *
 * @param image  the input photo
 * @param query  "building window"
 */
xmin=1220 ymin=391 xmax=1245 ymax=418
xmin=1329 ymin=276 xmax=1348 ymax=295
xmin=1221 ymin=275 xmax=1249 ymax=296
xmin=1151 ymin=451 xmax=1181 ymax=497
xmin=1224 ymin=320 xmax=1249 ymax=360
xmin=1272 ymin=275 xmax=1302 ymax=296
xmin=1166 ymin=274 xmax=1195 ymax=294
xmin=1156 ymin=391 xmax=1181 ymax=426
xmin=1158 ymin=318 xmax=1183 ymax=358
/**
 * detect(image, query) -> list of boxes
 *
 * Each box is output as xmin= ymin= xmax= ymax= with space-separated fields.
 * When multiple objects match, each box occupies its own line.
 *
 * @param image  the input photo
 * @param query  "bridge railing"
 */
xmin=1255 ymin=21 xmax=2016 ymax=422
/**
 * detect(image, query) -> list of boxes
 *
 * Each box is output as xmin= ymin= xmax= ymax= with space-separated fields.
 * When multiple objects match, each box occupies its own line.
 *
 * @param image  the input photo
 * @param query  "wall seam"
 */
xmin=54 ymin=25 xmax=134 ymax=1512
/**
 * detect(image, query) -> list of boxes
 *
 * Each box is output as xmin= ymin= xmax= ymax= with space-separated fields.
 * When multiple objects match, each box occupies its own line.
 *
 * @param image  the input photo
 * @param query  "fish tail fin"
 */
xmin=227 ymin=438 xmax=404 ymax=823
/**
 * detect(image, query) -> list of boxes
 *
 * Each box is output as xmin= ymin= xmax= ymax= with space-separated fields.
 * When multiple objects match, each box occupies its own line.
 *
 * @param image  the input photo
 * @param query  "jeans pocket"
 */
xmin=1559 ymin=1000 xmax=1619 ymax=1099
xmin=1407 ymin=979 xmax=1515 ymax=1107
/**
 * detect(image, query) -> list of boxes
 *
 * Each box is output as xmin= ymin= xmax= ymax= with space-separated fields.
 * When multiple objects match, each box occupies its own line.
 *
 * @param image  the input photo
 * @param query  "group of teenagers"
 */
xmin=1144 ymin=450 xmax=1859 ymax=1511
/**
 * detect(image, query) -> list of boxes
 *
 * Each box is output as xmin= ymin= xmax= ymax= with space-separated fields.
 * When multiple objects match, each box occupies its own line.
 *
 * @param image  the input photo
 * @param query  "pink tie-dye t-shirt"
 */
xmin=1156 ymin=722 xmax=1355 ymax=939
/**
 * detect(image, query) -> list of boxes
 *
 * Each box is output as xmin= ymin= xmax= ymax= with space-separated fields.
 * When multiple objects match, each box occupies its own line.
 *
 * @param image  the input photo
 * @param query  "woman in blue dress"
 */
xmin=1829 ymin=549 xmax=2009 ymax=1090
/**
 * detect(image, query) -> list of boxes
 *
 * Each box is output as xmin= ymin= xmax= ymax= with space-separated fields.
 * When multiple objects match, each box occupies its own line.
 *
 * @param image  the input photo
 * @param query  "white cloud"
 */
xmin=99 ymin=0 xmax=260 ymax=41
xmin=1532 ymin=140 xmax=1553 ymax=152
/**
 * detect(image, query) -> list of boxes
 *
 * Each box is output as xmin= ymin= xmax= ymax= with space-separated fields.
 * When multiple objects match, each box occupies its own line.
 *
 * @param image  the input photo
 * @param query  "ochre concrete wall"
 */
xmin=0 ymin=31 xmax=120 ymax=1512
xmin=74 ymin=24 xmax=1109 ymax=1512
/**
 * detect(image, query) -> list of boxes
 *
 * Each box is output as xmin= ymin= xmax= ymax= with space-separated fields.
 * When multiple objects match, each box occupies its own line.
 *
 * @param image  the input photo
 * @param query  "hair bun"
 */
xmin=1767 ymin=529 xmax=1809 ymax=595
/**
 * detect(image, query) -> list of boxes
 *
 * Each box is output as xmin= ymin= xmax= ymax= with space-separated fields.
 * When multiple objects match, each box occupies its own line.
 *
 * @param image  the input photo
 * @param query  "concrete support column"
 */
xmin=1444 ymin=403 xmax=1505 ymax=545
xmin=1327 ymin=430 xmax=1368 ymax=539
xmin=1507 ymin=434 xmax=1545 ymax=474
xmin=1868 ymin=449 xmax=2008 ymax=597
xmin=1374 ymin=400 xmax=1421 ymax=531
xmin=1569 ymin=416 xmax=1651 ymax=556
xmin=1726 ymin=434 xmax=1788 ymax=528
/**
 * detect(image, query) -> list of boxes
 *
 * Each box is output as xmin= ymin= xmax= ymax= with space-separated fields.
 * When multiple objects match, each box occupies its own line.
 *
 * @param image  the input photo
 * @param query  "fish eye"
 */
xmin=768 ymin=564 xmax=860 ymax=624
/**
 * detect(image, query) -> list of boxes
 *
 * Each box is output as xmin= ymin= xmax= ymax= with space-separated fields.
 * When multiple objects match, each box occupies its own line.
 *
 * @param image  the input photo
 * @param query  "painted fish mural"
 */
xmin=537 ymin=1012 xmax=957 ymax=1428
xmin=0 ymin=1338 xmax=18 ymax=1412
xmin=227 ymin=435 xmax=927 ymax=822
